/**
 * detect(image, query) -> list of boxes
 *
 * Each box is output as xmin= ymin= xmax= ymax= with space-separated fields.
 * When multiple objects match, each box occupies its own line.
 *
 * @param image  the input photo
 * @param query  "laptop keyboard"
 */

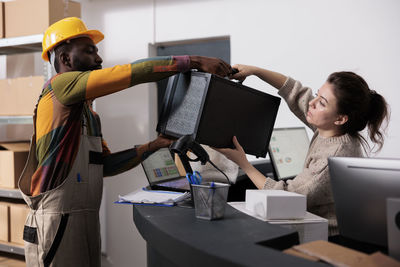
xmin=158 ymin=177 xmax=190 ymax=190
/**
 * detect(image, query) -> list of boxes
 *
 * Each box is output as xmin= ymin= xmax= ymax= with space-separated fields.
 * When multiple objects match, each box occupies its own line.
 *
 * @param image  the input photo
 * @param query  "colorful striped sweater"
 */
xmin=30 ymin=56 xmax=190 ymax=196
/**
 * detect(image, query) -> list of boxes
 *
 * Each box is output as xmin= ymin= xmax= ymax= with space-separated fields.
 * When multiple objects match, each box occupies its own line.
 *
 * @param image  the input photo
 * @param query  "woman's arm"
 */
xmin=231 ymin=64 xmax=287 ymax=89
xmin=215 ymin=136 xmax=269 ymax=189
xmin=231 ymin=64 xmax=315 ymax=130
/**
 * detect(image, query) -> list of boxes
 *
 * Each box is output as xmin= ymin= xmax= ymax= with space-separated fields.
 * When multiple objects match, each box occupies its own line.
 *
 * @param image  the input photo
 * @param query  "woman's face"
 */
xmin=306 ymin=82 xmax=342 ymax=132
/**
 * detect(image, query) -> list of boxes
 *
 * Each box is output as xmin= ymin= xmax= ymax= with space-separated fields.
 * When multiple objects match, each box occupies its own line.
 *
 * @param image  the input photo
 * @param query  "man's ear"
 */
xmin=334 ymin=114 xmax=348 ymax=125
xmin=59 ymin=52 xmax=72 ymax=69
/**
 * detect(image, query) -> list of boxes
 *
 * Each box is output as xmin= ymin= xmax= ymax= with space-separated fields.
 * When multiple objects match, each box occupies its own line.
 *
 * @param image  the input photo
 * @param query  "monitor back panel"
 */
xmin=157 ymin=72 xmax=281 ymax=158
xmin=196 ymin=76 xmax=280 ymax=157
xmin=157 ymin=72 xmax=210 ymax=138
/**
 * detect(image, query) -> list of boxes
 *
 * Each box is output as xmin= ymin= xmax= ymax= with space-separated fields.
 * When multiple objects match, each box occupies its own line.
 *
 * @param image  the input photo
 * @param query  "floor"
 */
xmin=0 ymin=252 xmax=113 ymax=267
xmin=101 ymin=253 xmax=113 ymax=267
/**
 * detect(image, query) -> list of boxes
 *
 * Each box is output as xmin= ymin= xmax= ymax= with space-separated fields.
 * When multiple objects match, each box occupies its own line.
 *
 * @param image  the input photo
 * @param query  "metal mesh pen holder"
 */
xmin=192 ymin=182 xmax=230 ymax=220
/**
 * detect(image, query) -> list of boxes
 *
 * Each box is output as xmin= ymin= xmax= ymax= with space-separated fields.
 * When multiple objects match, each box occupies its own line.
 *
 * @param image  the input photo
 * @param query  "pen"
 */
xmin=209 ymin=182 xmax=216 ymax=202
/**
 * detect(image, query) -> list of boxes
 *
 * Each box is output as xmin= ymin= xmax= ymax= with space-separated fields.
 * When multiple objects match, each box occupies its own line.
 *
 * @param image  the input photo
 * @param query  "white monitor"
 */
xmin=329 ymin=157 xmax=400 ymax=248
xmin=268 ymin=127 xmax=309 ymax=180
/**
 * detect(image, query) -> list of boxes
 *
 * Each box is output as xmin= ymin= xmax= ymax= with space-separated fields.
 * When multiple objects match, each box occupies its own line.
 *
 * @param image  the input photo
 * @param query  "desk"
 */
xmin=133 ymin=204 xmax=327 ymax=267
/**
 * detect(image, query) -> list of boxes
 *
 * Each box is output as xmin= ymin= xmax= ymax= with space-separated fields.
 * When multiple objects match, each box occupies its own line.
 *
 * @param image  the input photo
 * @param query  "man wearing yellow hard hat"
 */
xmin=18 ymin=17 xmax=232 ymax=266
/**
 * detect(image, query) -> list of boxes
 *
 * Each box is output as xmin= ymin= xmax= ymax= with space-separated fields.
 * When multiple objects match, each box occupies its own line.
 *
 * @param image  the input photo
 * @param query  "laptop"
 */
xmin=268 ymin=127 xmax=310 ymax=181
xmin=141 ymin=148 xmax=190 ymax=192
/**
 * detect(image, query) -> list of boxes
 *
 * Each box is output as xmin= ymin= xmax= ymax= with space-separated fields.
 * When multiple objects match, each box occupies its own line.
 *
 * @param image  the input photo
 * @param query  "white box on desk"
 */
xmin=272 ymin=215 xmax=328 ymax=244
xmin=229 ymin=202 xmax=328 ymax=244
xmin=245 ymin=189 xmax=306 ymax=220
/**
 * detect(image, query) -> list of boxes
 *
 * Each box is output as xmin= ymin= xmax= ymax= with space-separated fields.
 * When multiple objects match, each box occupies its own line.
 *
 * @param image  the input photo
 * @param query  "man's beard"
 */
xmin=73 ymin=55 xmax=101 ymax=71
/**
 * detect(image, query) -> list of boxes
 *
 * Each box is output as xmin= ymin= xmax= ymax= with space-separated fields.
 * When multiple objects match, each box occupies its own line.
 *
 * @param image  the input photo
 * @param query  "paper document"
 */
xmin=117 ymin=188 xmax=190 ymax=206
xmin=228 ymin=202 xmax=327 ymax=224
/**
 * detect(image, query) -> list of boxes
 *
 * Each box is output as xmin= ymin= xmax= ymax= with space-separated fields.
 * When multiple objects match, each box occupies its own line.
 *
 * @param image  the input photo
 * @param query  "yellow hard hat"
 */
xmin=42 ymin=17 xmax=104 ymax=61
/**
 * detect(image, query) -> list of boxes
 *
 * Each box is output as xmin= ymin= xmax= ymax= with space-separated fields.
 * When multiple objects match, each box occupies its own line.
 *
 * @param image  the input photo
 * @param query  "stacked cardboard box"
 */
xmin=0 ymin=2 xmax=4 ymax=38
xmin=0 ymin=202 xmax=9 ymax=242
xmin=0 ymin=255 xmax=25 ymax=267
xmin=4 ymin=0 xmax=81 ymax=38
xmin=0 ymin=142 xmax=30 ymax=189
xmin=0 ymin=185 xmax=30 ymax=249
xmin=9 ymin=203 xmax=29 ymax=245
xmin=284 ymin=240 xmax=400 ymax=267
xmin=0 ymin=76 xmax=44 ymax=116
xmin=0 ymin=123 xmax=33 ymax=143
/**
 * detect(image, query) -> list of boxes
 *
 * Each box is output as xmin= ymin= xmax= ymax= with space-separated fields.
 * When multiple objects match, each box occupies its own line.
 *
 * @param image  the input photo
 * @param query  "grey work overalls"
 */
xmin=18 ymin=108 xmax=104 ymax=267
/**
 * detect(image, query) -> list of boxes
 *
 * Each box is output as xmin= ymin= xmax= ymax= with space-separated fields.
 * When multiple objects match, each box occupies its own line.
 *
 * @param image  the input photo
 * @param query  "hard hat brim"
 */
xmin=42 ymin=29 xmax=104 ymax=62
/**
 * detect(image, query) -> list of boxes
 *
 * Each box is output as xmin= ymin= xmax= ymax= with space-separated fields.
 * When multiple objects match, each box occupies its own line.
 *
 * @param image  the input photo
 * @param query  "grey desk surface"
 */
xmin=133 ymin=204 xmax=327 ymax=267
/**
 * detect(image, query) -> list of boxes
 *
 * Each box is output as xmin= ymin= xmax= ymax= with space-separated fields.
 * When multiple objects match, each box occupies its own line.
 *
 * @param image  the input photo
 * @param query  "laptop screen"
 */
xmin=141 ymin=148 xmax=181 ymax=185
xmin=268 ymin=127 xmax=310 ymax=180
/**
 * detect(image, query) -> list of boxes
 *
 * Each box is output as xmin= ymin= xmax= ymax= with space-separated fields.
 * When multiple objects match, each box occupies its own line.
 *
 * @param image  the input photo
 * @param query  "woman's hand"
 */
xmin=215 ymin=136 xmax=250 ymax=169
xmin=230 ymin=64 xmax=258 ymax=82
xmin=216 ymin=136 xmax=268 ymax=189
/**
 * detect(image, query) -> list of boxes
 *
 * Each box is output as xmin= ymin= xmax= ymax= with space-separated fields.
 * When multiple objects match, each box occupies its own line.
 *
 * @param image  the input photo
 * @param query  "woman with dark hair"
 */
xmin=218 ymin=65 xmax=389 ymax=235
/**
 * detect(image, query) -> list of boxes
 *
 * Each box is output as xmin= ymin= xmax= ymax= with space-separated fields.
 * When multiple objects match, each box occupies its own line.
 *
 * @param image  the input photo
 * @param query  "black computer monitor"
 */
xmin=157 ymin=71 xmax=281 ymax=158
xmin=328 ymin=157 xmax=400 ymax=248
xmin=268 ymin=127 xmax=310 ymax=180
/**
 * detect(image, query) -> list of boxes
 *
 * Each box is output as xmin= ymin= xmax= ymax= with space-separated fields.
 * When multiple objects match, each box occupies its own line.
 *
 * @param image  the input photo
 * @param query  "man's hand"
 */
xmin=149 ymin=134 xmax=176 ymax=151
xmin=189 ymin=55 xmax=233 ymax=77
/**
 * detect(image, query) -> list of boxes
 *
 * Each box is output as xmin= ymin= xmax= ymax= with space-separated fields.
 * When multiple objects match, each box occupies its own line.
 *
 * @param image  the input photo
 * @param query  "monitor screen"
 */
xmin=141 ymin=148 xmax=181 ymax=184
xmin=328 ymin=157 xmax=400 ymax=247
xmin=268 ymin=127 xmax=310 ymax=180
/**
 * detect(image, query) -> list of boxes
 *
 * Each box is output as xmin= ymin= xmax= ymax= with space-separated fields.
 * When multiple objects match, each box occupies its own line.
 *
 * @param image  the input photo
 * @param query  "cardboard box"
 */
xmin=9 ymin=203 xmax=29 ymax=245
xmin=0 ymin=142 xmax=30 ymax=189
xmin=0 ymin=123 xmax=33 ymax=142
xmin=285 ymin=240 xmax=400 ymax=267
xmin=245 ymin=189 xmax=306 ymax=219
xmin=0 ymin=2 xmax=4 ymax=38
xmin=5 ymin=0 xmax=81 ymax=38
xmin=0 ymin=76 xmax=44 ymax=116
xmin=0 ymin=256 xmax=25 ymax=267
xmin=0 ymin=202 xmax=9 ymax=242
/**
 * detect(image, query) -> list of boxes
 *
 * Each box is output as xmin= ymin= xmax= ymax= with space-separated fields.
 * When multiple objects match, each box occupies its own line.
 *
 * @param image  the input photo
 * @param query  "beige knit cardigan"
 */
xmin=263 ymin=77 xmax=363 ymax=236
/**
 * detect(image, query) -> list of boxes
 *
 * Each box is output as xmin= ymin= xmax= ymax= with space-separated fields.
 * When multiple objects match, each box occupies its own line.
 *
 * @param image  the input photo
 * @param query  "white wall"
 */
xmin=81 ymin=1 xmax=154 ymax=266
xmin=77 ymin=0 xmax=400 ymax=266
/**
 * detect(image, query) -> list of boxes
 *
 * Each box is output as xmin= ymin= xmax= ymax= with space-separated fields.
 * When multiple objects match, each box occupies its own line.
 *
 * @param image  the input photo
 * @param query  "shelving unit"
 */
xmin=0 ymin=33 xmax=47 ymax=129
xmin=0 ymin=33 xmax=50 ymax=257
xmin=0 ymin=116 xmax=32 ymax=124
xmin=0 ymin=241 xmax=24 ymax=256
xmin=0 ymin=34 xmax=42 ymax=55
xmin=0 ymin=188 xmax=22 ymax=199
